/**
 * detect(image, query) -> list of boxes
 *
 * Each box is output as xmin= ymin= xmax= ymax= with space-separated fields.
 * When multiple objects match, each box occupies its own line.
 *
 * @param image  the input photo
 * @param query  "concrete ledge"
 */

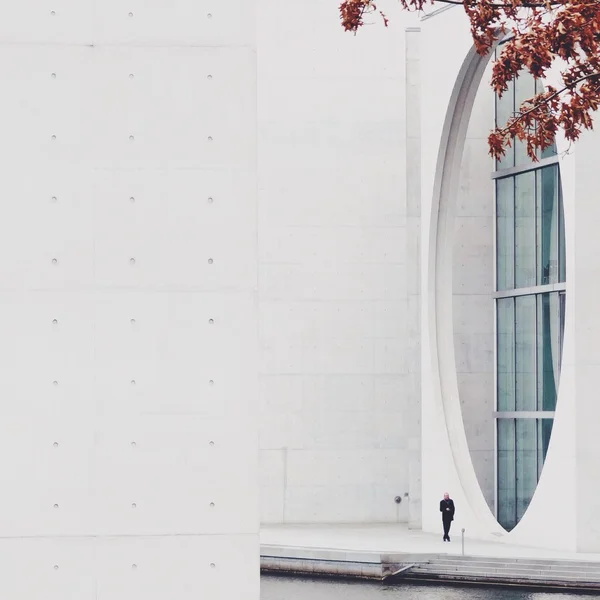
xmin=260 ymin=546 xmax=600 ymax=589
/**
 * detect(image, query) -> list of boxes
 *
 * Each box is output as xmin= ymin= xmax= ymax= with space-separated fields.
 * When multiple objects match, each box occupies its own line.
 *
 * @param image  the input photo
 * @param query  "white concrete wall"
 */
xmin=257 ymin=0 xmax=419 ymax=523
xmin=453 ymin=65 xmax=495 ymax=511
xmin=0 ymin=2 xmax=259 ymax=597
xmin=406 ymin=27 xmax=423 ymax=529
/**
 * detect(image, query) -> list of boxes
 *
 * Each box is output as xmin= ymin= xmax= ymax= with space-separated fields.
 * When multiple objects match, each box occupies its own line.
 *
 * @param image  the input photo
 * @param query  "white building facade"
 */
xmin=259 ymin=3 xmax=600 ymax=554
xmin=0 ymin=2 xmax=259 ymax=598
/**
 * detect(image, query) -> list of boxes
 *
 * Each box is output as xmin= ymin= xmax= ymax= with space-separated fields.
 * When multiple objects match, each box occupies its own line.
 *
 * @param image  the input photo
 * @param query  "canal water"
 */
xmin=261 ymin=575 xmax=594 ymax=600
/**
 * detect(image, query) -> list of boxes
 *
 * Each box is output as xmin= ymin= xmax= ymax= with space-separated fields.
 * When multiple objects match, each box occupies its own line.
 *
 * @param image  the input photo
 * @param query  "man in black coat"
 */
xmin=440 ymin=492 xmax=455 ymax=542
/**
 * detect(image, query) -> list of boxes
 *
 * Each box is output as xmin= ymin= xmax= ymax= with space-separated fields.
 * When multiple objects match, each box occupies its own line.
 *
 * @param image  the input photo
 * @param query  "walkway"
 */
xmin=260 ymin=524 xmax=600 ymax=588
xmin=261 ymin=523 xmax=600 ymax=561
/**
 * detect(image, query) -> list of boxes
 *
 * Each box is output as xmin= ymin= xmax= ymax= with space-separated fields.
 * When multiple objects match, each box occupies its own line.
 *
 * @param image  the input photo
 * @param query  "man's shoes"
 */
xmin=447 ymin=537 xmax=451 ymax=542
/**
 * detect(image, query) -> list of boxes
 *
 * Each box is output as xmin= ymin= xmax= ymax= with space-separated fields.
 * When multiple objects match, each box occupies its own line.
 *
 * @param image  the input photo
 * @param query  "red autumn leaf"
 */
xmin=340 ymin=0 xmax=600 ymax=160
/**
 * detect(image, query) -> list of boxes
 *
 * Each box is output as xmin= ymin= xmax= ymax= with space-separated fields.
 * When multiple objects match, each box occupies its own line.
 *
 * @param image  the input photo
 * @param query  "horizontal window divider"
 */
xmin=491 ymin=155 xmax=560 ymax=180
xmin=494 ymin=411 xmax=555 ymax=419
xmin=493 ymin=282 xmax=566 ymax=299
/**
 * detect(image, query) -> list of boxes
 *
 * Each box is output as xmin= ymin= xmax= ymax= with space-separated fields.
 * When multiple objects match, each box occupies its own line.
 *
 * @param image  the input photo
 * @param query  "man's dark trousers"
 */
xmin=442 ymin=517 xmax=452 ymax=541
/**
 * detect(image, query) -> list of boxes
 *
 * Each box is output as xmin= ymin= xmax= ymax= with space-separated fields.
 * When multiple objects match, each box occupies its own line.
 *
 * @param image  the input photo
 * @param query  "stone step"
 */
xmin=421 ymin=563 xmax=600 ymax=576
xmin=425 ymin=561 xmax=600 ymax=575
xmin=408 ymin=568 xmax=600 ymax=583
xmin=434 ymin=554 xmax=600 ymax=568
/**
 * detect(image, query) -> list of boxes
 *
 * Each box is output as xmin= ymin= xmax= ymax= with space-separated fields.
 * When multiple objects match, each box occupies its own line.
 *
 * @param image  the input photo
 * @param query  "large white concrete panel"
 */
xmin=0 ymin=539 xmax=96 ymax=599
xmin=95 ymin=535 xmax=258 ymax=600
xmin=0 ymin=0 xmax=259 ymax=596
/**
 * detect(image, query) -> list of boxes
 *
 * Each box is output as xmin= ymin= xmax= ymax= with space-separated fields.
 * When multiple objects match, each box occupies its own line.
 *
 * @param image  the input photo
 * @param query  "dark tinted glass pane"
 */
xmin=497 ymin=177 xmax=515 ymax=291
xmin=495 ymin=78 xmax=515 ymax=170
xmin=497 ymin=298 xmax=515 ymax=411
xmin=537 ymin=293 xmax=560 ymax=411
xmin=537 ymin=418 xmax=554 ymax=478
xmin=515 ymin=295 xmax=536 ymax=411
xmin=514 ymin=74 xmax=536 ymax=167
xmin=537 ymin=166 xmax=559 ymax=285
xmin=516 ymin=419 xmax=537 ymax=522
xmin=515 ymin=172 xmax=536 ymax=288
xmin=497 ymin=418 xmax=516 ymax=530
xmin=559 ymin=176 xmax=566 ymax=283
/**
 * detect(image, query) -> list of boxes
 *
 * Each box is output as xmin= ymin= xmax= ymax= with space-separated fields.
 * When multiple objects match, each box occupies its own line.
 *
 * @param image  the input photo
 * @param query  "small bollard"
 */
xmin=461 ymin=528 xmax=465 ymax=556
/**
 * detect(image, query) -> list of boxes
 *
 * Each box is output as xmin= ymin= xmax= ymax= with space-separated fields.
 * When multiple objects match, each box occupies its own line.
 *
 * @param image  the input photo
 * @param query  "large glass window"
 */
xmin=496 ymin=291 xmax=564 ymax=416
xmin=497 ymin=416 xmax=556 ymax=528
xmin=495 ymin=165 xmax=565 ymax=292
xmin=494 ymin=66 xmax=565 ymax=532
xmin=494 ymin=56 xmax=557 ymax=170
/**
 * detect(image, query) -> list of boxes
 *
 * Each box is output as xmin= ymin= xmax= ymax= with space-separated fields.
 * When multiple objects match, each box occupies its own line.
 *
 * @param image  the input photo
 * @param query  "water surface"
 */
xmin=261 ymin=575 xmax=594 ymax=600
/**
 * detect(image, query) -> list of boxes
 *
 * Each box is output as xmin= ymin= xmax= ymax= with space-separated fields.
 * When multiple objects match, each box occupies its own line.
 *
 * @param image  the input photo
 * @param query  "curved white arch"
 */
xmin=424 ymin=29 xmax=575 ymax=547
xmin=427 ymin=42 xmax=503 ymax=534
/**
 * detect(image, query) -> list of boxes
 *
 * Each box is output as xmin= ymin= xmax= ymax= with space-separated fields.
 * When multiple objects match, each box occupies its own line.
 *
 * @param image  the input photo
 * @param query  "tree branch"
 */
xmin=498 ymin=71 xmax=600 ymax=133
xmin=430 ymin=0 xmax=563 ymax=8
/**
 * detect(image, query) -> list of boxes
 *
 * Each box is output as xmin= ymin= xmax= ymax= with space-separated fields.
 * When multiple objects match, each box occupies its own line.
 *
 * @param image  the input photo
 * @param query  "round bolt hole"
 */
xmin=53 ymin=565 xmax=59 ymax=570
xmin=53 ymin=442 xmax=59 ymax=448
xmin=394 ymin=496 xmax=402 ymax=504
xmin=52 ymin=319 xmax=58 ymax=325
xmin=129 ymin=196 xmax=135 ymax=203
xmin=50 ymin=11 xmax=56 ymax=16
xmin=51 ymin=73 xmax=56 ymax=79
xmin=207 ymin=197 xmax=213 ymax=204
xmin=130 ymin=318 xmax=136 ymax=324
xmin=132 ymin=564 xmax=137 ymax=570
xmin=210 ymin=563 xmax=216 ymax=568
xmin=128 ymin=11 xmax=134 ymax=17
xmin=207 ymin=136 xmax=213 ymax=142
xmin=129 ymin=135 xmax=135 ymax=141
xmin=207 ymin=13 xmax=212 ymax=18
xmin=131 ymin=380 xmax=136 ymax=386
xmin=209 ymin=441 xmax=215 ymax=447
xmin=207 ymin=74 xmax=213 ymax=80
xmin=52 ymin=258 xmax=58 ymax=265
xmin=51 ymin=135 xmax=56 ymax=141
xmin=53 ymin=503 xmax=59 ymax=509
xmin=131 ymin=442 xmax=136 ymax=448
xmin=53 ymin=380 xmax=58 ymax=386
xmin=208 ymin=319 xmax=214 ymax=325
xmin=208 ymin=258 xmax=213 ymax=265
xmin=209 ymin=502 xmax=215 ymax=508
xmin=129 ymin=73 xmax=134 ymax=80
xmin=51 ymin=196 xmax=57 ymax=202
xmin=132 ymin=503 xmax=137 ymax=509
xmin=129 ymin=258 xmax=136 ymax=265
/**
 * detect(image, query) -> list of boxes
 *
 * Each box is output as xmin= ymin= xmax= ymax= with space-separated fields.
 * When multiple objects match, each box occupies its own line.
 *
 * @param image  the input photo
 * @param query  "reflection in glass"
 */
xmin=497 ymin=298 xmax=515 ymax=412
xmin=559 ymin=179 xmax=566 ymax=282
xmin=494 ymin=69 xmax=565 ymax=534
xmin=496 ymin=177 xmax=515 ymax=291
xmin=515 ymin=172 xmax=536 ymax=288
xmin=516 ymin=419 xmax=537 ymax=522
xmin=537 ymin=167 xmax=559 ymax=285
xmin=495 ymin=78 xmax=515 ymax=170
xmin=514 ymin=73 xmax=536 ymax=166
xmin=515 ymin=295 xmax=536 ymax=411
xmin=537 ymin=418 xmax=554 ymax=478
xmin=537 ymin=293 xmax=559 ymax=411
xmin=497 ymin=419 xmax=516 ymax=529
xmin=536 ymin=78 xmax=558 ymax=160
